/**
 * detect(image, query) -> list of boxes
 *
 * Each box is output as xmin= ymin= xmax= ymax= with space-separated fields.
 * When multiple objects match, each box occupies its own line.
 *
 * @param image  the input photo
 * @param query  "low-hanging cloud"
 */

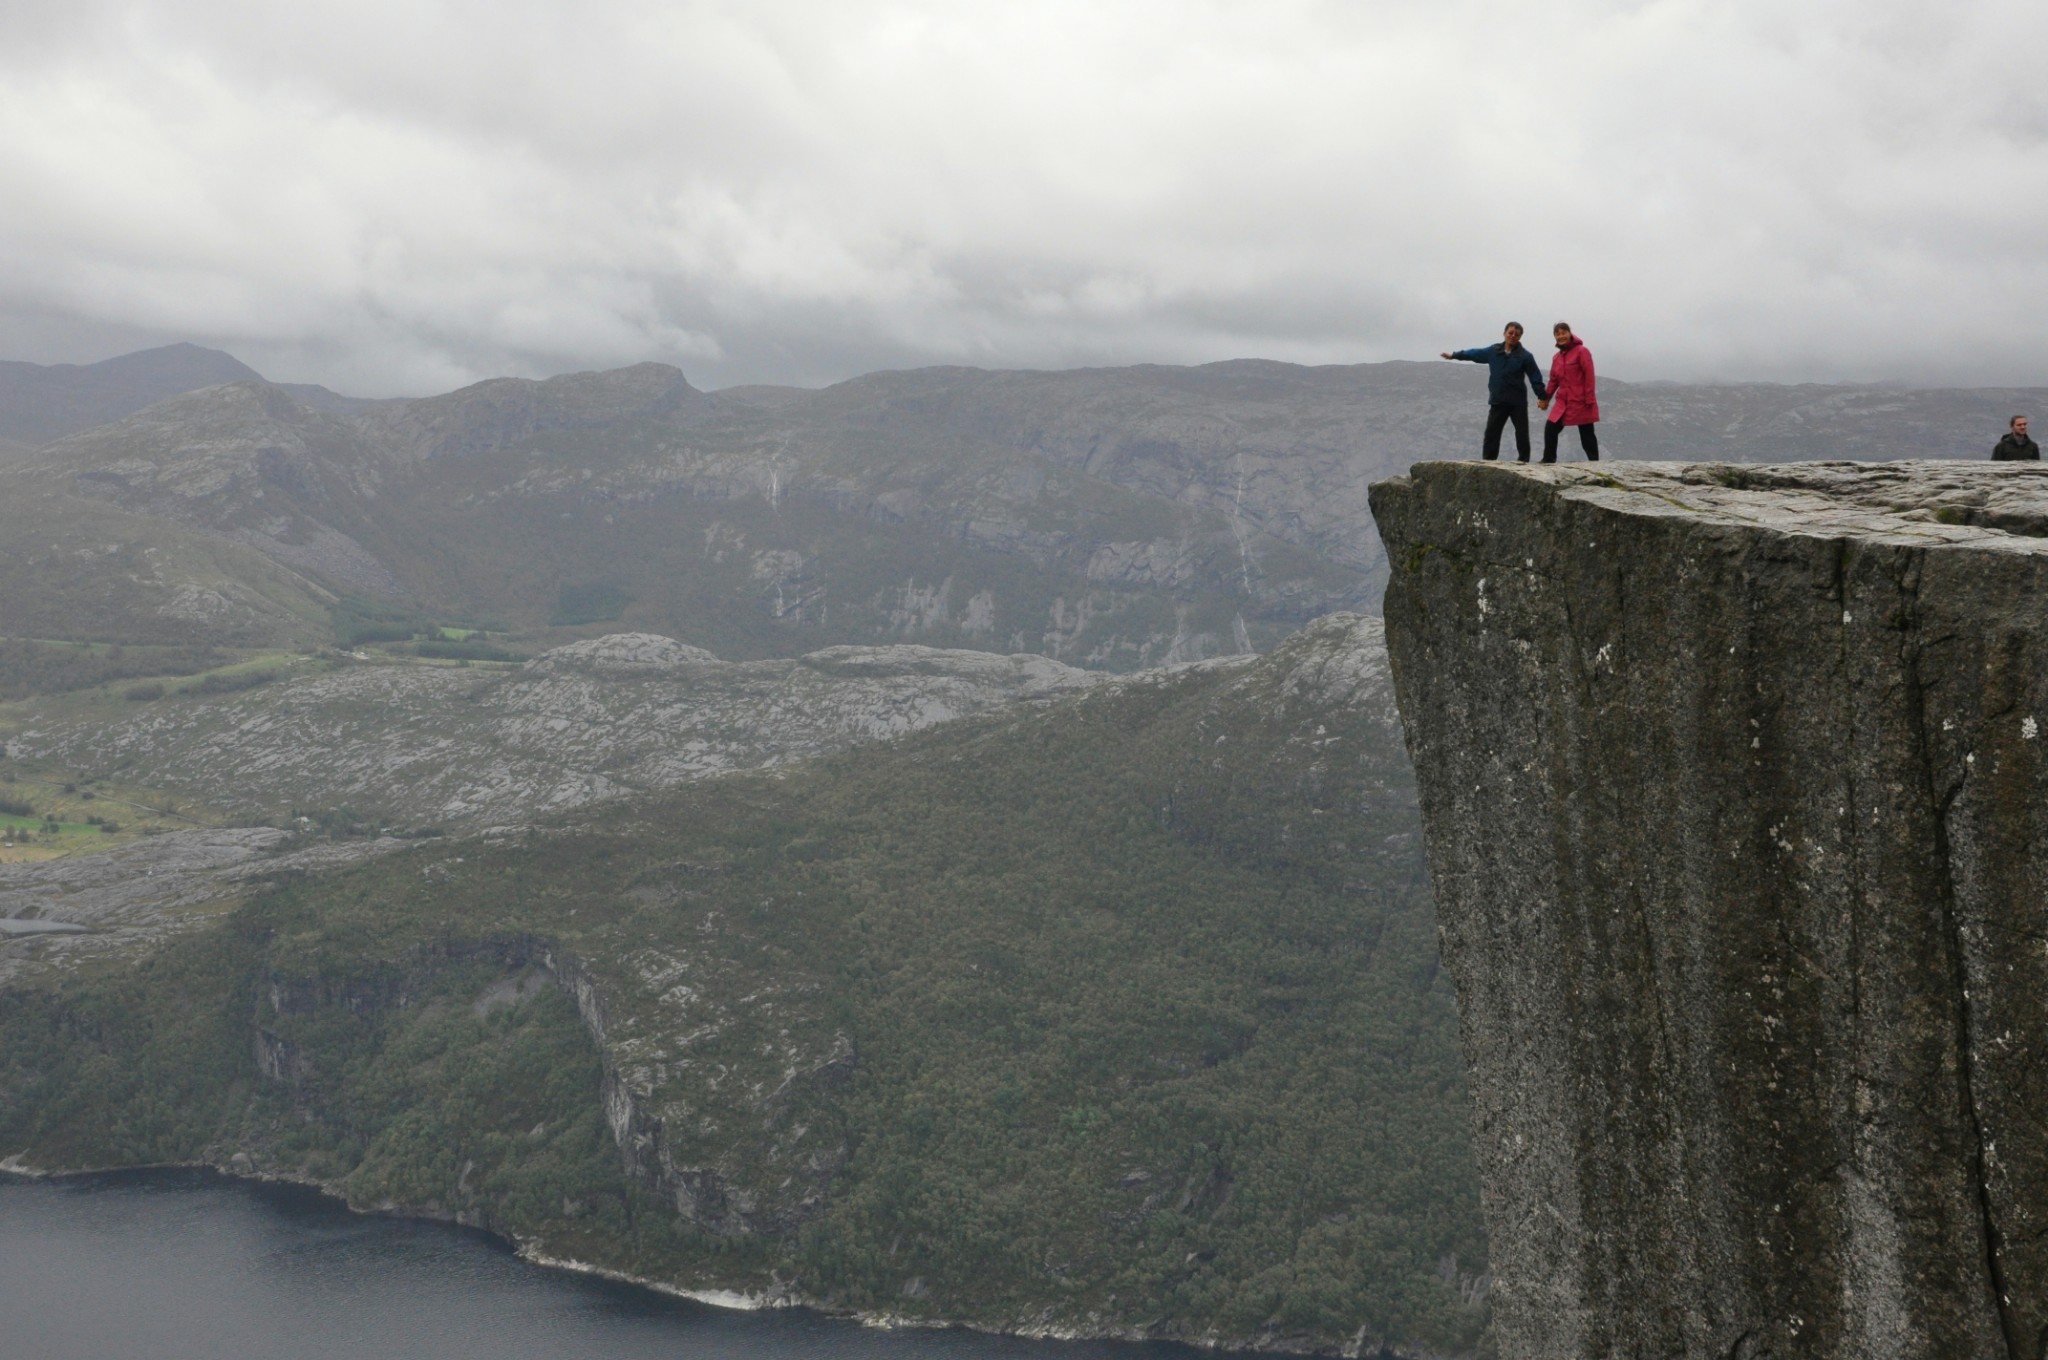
xmin=1 ymin=0 xmax=2043 ymax=395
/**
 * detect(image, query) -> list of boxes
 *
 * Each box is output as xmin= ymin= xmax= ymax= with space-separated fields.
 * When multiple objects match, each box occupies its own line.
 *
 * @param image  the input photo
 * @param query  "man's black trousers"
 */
xmin=1542 ymin=420 xmax=1600 ymax=462
xmin=1482 ymin=402 xmax=1531 ymax=460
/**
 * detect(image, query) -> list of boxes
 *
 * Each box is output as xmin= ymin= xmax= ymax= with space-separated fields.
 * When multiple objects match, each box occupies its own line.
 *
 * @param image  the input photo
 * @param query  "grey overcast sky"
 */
xmin=0 ymin=0 xmax=2042 ymax=395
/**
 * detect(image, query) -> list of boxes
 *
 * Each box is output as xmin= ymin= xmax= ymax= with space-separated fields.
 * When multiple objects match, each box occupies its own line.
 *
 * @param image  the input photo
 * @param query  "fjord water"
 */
xmin=0 ymin=1171 xmax=1192 ymax=1360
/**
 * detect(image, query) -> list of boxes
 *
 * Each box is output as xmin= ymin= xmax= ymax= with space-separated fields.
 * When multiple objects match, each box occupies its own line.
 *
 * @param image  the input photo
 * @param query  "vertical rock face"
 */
xmin=1370 ymin=461 xmax=2048 ymax=1360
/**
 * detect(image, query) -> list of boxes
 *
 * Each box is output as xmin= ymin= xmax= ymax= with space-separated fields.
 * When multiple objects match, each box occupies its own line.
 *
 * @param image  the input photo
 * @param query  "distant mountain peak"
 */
xmin=29 ymin=342 xmax=259 ymax=381
xmin=367 ymin=360 xmax=700 ymax=460
xmin=0 ymin=343 xmax=266 ymax=445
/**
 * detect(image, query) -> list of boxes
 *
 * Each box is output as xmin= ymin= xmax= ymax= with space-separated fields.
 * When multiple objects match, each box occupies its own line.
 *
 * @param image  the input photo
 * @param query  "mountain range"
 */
xmin=3 ymin=344 xmax=2042 ymax=666
xmin=0 ymin=342 xmax=378 ymax=450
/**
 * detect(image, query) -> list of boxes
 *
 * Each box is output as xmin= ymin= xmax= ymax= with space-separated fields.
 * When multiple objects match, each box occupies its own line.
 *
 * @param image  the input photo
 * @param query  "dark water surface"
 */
xmin=0 ymin=1170 xmax=1198 ymax=1360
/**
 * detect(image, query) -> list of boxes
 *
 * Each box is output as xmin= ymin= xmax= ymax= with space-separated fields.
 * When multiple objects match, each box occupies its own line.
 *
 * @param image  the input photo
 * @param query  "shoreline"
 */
xmin=0 ymin=1159 xmax=1369 ymax=1356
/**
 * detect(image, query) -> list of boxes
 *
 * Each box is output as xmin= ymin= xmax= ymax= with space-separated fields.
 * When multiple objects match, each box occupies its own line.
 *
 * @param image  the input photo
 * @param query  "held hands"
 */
xmin=1538 ymin=399 xmax=1551 ymax=411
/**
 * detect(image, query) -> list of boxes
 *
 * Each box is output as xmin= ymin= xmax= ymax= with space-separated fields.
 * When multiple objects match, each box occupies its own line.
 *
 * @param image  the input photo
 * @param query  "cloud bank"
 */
xmin=1 ymin=0 xmax=2043 ymax=393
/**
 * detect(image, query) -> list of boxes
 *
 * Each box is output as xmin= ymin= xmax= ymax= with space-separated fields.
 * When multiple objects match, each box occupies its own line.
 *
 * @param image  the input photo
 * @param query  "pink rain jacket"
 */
xmin=1546 ymin=337 xmax=1599 ymax=426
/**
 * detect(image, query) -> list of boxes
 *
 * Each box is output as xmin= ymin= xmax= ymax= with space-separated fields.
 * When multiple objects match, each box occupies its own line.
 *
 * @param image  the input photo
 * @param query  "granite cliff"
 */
xmin=1371 ymin=461 xmax=2048 ymax=1358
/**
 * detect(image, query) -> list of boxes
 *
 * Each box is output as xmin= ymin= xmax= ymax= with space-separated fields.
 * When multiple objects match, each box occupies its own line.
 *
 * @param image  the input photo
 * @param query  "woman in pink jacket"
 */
xmin=1539 ymin=322 xmax=1600 ymax=463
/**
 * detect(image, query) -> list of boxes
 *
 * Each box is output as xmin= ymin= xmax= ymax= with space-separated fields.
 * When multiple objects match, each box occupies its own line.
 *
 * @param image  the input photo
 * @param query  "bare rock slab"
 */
xmin=1370 ymin=460 xmax=2048 ymax=1359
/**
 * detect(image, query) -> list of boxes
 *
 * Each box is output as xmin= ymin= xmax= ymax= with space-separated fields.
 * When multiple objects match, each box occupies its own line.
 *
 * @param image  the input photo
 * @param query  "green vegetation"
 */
xmin=332 ymin=600 xmax=513 ymax=651
xmin=328 ymin=599 xmax=530 ymax=662
xmin=343 ymin=622 xmax=420 ymax=646
xmin=0 ymin=761 xmax=212 ymax=859
xmin=179 ymin=668 xmax=281 ymax=697
xmin=0 ymin=623 xmax=1488 ymax=1355
xmin=413 ymin=639 xmax=519 ymax=663
xmin=0 ymin=639 xmax=227 ymax=701
xmin=282 ymin=805 xmax=451 ymax=842
xmin=551 ymin=582 xmax=634 ymax=626
xmin=0 ymin=489 xmax=333 ymax=649
xmin=0 ymin=811 xmax=119 ymax=850
xmin=0 ymin=645 xmax=318 ymax=736
xmin=332 ymin=598 xmax=427 ymax=648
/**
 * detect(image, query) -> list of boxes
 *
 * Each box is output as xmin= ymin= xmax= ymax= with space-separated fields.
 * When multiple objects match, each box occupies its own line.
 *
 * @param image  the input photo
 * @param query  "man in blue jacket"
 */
xmin=1440 ymin=323 xmax=1549 ymax=462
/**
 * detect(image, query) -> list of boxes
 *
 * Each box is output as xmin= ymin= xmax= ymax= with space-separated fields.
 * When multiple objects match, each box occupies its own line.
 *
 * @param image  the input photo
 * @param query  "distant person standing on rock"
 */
xmin=1540 ymin=322 xmax=1599 ymax=463
xmin=1993 ymin=415 xmax=2039 ymax=460
xmin=1440 ymin=323 xmax=1549 ymax=462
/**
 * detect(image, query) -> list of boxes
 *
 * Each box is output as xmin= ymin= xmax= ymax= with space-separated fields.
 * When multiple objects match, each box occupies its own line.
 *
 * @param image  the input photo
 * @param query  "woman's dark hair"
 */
xmin=1553 ymin=322 xmax=1573 ymax=334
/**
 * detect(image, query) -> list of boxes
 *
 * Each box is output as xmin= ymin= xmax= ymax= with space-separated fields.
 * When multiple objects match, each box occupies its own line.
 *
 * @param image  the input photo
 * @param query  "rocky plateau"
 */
xmin=7 ymin=632 xmax=1098 ymax=830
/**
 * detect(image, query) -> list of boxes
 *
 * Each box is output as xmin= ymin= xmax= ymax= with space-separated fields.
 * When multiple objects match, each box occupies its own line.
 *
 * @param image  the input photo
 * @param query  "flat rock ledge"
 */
xmin=1370 ymin=461 xmax=2048 ymax=1360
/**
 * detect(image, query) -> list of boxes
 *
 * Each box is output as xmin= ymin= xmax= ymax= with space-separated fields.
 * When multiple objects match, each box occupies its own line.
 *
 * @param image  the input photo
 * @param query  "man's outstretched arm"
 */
xmin=1440 ymin=347 xmax=1489 ymax=362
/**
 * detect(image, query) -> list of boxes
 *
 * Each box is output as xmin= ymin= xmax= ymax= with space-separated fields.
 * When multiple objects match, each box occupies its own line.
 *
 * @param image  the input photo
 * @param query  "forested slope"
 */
xmin=0 ymin=615 xmax=1489 ymax=1358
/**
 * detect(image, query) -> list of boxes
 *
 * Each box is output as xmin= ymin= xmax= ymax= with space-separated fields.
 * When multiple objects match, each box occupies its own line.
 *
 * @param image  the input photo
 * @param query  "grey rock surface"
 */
xmin=0 ymin=828 xmax=407 ymax=985
xmin=13 ymin=634 xmax=1100 ymax=829
xmin=1371 ymin=460 xmax=2048 ymax=1359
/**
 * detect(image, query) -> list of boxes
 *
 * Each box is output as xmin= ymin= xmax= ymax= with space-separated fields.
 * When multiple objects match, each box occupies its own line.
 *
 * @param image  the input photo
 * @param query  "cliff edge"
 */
xmin=1370 ymin=461 xmax=2048 ymax=1359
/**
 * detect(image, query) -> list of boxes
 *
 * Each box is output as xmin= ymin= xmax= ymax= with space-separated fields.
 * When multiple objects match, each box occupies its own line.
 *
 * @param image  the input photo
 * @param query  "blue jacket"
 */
xmin=1451 ymin=343 xmax=1548 ymax=406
